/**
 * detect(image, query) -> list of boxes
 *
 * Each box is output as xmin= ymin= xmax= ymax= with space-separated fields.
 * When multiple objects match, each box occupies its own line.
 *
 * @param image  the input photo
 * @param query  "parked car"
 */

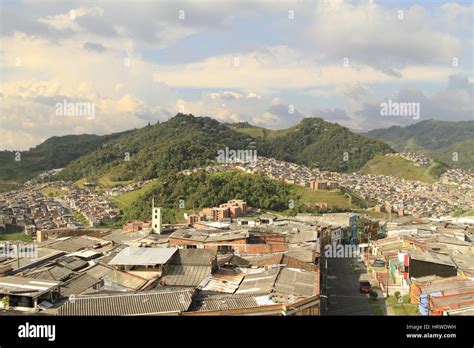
xmin=359 ymin=280 xmax=372 ymax=293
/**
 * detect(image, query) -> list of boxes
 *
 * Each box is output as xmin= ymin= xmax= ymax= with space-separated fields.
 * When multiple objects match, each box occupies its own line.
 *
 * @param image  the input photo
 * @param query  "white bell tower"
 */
xmin=152 ymin=198 xmax=162 ymax=234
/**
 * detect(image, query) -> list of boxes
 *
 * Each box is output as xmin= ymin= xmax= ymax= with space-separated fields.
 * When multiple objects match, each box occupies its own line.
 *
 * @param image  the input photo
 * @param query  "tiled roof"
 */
xmin=57 ymin=289 xmax=193 ymax=315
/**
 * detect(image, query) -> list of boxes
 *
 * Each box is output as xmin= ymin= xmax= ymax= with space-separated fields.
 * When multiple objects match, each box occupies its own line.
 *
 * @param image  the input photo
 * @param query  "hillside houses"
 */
xmin=0 ymin=184 xmax=82 ymax=235
xmin=65 ymin=187 xmax=120 ymax=227
xmin=385 ymin=152 xmax=430 ymax=167
xmin=192 ymin=156 xmax=472 ymax=218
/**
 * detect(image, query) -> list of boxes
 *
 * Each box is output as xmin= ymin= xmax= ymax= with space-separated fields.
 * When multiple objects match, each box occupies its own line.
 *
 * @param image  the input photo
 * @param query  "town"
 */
xmin=188 ymin=156 xmax=473 ymax=218
xmin=0 ymin=153 xmax=473 ymax=316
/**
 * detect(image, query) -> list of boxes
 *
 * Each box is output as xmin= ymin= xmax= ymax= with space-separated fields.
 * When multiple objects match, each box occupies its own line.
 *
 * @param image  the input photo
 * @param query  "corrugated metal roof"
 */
xmin=273 ymin=268 xmax=319 ymax=301
xmin=201 ymin=269 xmax=244 ymax=293
xmin=23 ymin=266 xmax=73 ymax=281
xmin=0 ymin=276 xmax=59 ymax=298
xmin=217 ymin=255 xmax=250 ymax=267
xmin=47 ymin=237 xmax=98 ymax=253
xmin=106 ymin=270 xmax=147 ymax=290
xmin=170 ymin=229 xmax=248 ymax=242
xmin=57 ymin=289 xmax=193 ymax=315
xmin=192 ymin=294 xmax=274 ymax=312
xmin=108 ymin=247 xmax=177 ymax=266
xmin=168 ymin=249 xmax=216 ymax=266
xmin=409 ymin=250 xmax=455 ymax=267
xmin=61 ymin=273 xmax=100 ymax=296
xmin=236 ymin=268 xmax=280 ymax=295
xmin=85 ymin=263 xmax=113 ymax=279
xmin=161 ymin=265 xmax=211 ymax=287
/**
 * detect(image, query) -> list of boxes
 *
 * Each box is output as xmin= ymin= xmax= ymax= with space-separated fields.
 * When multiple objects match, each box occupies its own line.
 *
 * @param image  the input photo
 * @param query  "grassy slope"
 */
xmin=359 ymin=155 xmax=437 ymax=183
xmin=0 ymin=232 xmax=32 ymax=242
xmin=109 ymin=180 xmax=159 ymax=211
xmin=290 ymin=186 xmax=358 ymax=209
xmin=0 ymin=180 xmax=22 ymax=192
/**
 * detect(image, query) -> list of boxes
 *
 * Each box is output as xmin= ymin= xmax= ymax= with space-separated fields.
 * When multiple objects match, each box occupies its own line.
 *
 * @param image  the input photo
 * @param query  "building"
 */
xmin=309 ymin=180 xmax=339 ymax=190
xmin=108 ymin=247 xmax=178 ymax=272
xmin=169 ymin=229 xmax=288 ymax=255
xmin=151 ymin=199 xmax=162 ymax=234
xmin=122 ymin=220 xmax=151 ymax=232
xmin=0 ymin=276 xmax=61 ymax=312
xmin=198 ymin=200 xmax=248 ymax=222
xmin=407 ymin=250 xmax=458 ymax=278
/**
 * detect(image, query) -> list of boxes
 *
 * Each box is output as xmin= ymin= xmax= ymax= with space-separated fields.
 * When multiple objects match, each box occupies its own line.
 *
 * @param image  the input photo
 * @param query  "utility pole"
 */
xmin=16 ymin=241 xmax=20 ymax=269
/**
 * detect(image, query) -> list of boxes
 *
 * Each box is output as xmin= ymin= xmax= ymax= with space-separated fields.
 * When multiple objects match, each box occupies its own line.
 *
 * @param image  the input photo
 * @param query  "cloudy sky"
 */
xmin=1 ymin=0 xmax=473 ymax=150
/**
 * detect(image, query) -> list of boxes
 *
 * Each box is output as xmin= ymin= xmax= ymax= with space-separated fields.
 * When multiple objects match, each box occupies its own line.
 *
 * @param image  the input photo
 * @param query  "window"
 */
xmin=186 ymin=245 xmax=197 ymax=249
xmin=217 ymin=245 xmax=233 ymax=252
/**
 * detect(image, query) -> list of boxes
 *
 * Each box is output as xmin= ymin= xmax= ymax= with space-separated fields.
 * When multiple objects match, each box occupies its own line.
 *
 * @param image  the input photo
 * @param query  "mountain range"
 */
xmin=1 ymin=116 xmax=472 ymax=187
xmin=0 ymin=114 xmax=393 ymax=184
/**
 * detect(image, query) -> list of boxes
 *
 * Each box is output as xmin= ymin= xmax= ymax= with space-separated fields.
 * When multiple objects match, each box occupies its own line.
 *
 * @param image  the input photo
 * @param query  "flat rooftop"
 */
xmin=0 ymin=276 xmax=60 ymax=298
xmin=109 ymin=247 xmax=177 ymax=266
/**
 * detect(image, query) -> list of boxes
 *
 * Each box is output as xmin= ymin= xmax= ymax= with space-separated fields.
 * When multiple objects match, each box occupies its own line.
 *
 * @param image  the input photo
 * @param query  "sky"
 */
xmin=0 ymin=0 xmax=473 ymax=150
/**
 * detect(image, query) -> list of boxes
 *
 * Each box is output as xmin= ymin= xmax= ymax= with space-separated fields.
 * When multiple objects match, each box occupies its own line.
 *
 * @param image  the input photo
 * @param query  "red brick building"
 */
xmin=192 ymin=199 xmax=248 ymax=223
xmin=122 ymin=220 xmax=151 ymax=232
xmin=168 ymin=229 xmax=288 ymax=255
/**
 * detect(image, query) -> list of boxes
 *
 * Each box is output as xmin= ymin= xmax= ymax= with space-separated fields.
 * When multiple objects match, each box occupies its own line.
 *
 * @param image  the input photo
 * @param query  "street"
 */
xmin=324 ymin=257 xmax=374 ymax=315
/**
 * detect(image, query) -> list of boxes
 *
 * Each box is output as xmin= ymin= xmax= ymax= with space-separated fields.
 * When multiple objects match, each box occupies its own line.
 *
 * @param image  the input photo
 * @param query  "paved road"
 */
xmin=324 ymin=258 xmax=374 ymax=315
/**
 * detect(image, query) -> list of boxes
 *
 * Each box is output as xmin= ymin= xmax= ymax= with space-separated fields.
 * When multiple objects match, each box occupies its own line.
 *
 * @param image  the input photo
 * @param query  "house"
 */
xmin=108 ymin=247 xmax=178 ymax=272
xmin=407 ymin=250 xmax=457 ymax=278
xmin=168 ymin=228 xmax=288 ymax=255
xmin=0 ymin=276 xmax=61 ymax=312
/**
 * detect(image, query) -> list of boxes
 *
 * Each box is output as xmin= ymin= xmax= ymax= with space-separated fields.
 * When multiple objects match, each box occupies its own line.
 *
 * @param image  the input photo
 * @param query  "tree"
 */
xmin=2 ymin=295 xmax=9 ymax=311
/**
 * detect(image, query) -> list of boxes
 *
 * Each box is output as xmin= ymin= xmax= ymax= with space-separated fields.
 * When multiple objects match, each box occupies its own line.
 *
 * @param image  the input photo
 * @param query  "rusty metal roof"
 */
xmin=200 ymin=269 xmax=244 ymax=293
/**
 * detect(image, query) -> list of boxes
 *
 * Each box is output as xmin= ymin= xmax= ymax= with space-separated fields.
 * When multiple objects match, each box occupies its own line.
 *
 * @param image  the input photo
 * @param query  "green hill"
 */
xmin=1 ymin=114 xmax=394 ymax=184
xmin=56 ymin=114 xmax=258 ymax=182
xmin=120 ymin=170 xmax=368 ymax=223
xmin=365 ymin=120 xmax=474 ymax=170
xmin=0 ymin=132 xmax=130 ymax=182
xmin=264 ymin=118 xmax=393 ymax=172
